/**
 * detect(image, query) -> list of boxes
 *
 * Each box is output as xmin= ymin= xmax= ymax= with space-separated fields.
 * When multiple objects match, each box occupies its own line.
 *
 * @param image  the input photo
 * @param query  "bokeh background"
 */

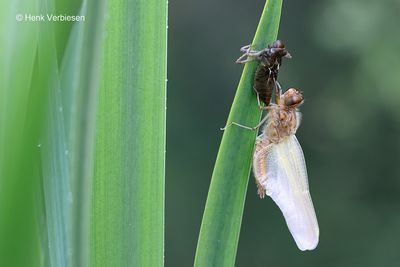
xmin=167 ymin=0 xmax=400 ymax=266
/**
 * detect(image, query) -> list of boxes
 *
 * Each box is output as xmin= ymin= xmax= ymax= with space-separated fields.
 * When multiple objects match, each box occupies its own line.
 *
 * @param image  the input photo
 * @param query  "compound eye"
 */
xmin=272 ymin=40 xmax=285 ymax=49
xmin=284 ymin=95 xmax=303 ymax=107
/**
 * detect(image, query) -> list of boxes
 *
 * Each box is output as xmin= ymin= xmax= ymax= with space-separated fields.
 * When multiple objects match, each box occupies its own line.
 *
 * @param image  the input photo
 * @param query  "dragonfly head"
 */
xmin=283 ymin=88 xmax=304 ymax=108
xmin=257 ymin=40 xmax=292 ymax=66
xmin=268 ymin=40 xmax=292 ymax=59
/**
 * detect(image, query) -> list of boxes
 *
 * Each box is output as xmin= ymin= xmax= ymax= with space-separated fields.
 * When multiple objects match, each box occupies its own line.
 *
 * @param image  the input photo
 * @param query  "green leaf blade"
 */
xmin=0 ymin=2 xmax=44 ymax=267
xmin=194 ymin=0 xmax=283 ymax=266
xmin=91 ymin=0 xmax=167 ymax=266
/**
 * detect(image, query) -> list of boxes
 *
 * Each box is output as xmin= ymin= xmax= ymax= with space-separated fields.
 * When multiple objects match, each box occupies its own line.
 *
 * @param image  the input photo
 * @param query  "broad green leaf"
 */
xmin=91 ymin=0 xmax=167 ymax=266
xmin=0 ymin=1 xmax=42 ymax=266
xmin=69 ymin=1 xmax=107 ymax=266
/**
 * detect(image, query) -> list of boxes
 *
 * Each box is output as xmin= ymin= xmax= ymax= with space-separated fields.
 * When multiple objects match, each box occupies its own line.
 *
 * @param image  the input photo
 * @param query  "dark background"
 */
xmin=167 ymin=0 xmax=400 ymax=266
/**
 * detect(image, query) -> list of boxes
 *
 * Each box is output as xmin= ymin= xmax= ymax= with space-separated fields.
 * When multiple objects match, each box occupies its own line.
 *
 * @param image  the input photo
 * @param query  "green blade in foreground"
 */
xmin=194 ymin=0 xmax=282 ymax=266
xmin=0 ymin=2 xmax=42 ymax=266
xmin=91 ymin=0 xmax=167 ymax=266
xmin=71 ymin=1 xmax=107 ymax=266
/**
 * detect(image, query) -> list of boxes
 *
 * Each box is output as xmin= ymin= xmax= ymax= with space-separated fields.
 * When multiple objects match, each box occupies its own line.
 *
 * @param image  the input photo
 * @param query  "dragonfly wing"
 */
xmin=261 ymin=135 xmax=319 ymax=251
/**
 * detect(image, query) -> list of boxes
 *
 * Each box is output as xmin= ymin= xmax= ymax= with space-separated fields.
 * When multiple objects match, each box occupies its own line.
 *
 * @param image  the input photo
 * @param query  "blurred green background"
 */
xmin=167 ymin=0 xmax=400 ymax=266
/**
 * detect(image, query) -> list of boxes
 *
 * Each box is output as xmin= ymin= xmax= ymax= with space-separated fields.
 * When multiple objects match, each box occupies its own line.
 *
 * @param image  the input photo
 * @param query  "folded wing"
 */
xmin=261 ymin=135 xmax=319 ymax=251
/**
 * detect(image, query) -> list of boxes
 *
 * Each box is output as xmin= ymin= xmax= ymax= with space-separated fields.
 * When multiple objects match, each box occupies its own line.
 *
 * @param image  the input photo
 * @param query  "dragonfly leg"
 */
xmin=274 ymin=77 xmax=282 ymax=104
xmin=220 ymin=114 xmax=268 ymax=131
xmin=239 ymin=44 xmax=263 ymax=56
xmin=252 ymin=87 xmax=268 ymax=110
xmin=236 ymin=44 xmax=263 ymax=64
xmin=239 ymin=44 xmax=252 ymax=53
xmin=235 ymin=57 xmax=256 ymax=64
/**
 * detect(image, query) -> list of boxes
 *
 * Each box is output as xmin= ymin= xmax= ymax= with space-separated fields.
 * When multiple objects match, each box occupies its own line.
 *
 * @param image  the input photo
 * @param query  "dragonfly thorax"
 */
xmin=264 ymin=105 xmax=299 ymax=144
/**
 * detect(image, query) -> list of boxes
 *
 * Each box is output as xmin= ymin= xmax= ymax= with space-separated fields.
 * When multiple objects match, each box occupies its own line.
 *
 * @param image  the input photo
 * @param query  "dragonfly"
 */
xmin=252 ymin=87 xmax=319 ymax=251
xmin=236 ymin=40 xmax=291 ymax=106
xmin=223 ymin=64 xmax=319 ymax=250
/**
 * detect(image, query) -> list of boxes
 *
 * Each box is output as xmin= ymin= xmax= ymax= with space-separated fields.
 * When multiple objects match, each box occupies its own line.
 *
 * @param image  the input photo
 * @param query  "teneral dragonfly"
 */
xmin=223 ymin=87 xmax=319 ymax=251
xmin=236 ymin=40 xmax=291 ymax=106
xmin=253 ymin=88 xmax=319 ymax=251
